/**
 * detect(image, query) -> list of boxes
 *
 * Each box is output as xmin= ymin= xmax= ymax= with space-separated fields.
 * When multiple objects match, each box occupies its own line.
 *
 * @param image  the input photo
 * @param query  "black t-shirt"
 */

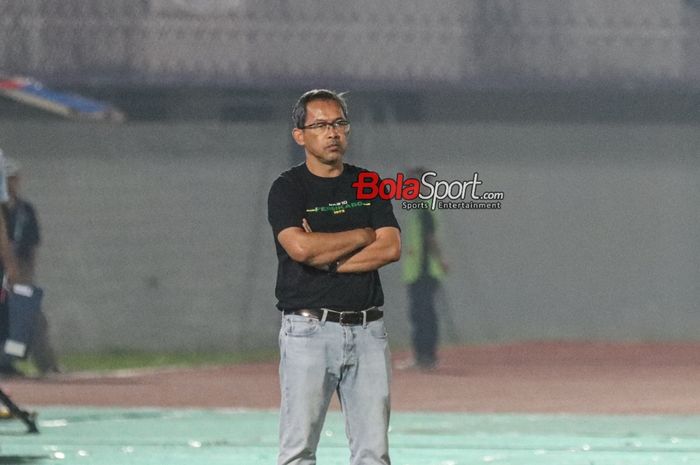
xmin=268 ymin=163 xmax=400 ymax=311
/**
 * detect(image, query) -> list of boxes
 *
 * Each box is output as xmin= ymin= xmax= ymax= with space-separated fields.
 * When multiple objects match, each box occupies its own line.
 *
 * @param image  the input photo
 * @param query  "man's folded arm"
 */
xmin=337 ymin=226 xmax=400 ymax=273
xmin=277 ymin=226 xmax=376 ymax=267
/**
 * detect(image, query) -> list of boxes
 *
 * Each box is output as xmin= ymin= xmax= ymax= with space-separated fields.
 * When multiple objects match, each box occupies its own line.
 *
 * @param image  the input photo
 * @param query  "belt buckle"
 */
xmin=339 ymin=311 xmax=355 ymax=326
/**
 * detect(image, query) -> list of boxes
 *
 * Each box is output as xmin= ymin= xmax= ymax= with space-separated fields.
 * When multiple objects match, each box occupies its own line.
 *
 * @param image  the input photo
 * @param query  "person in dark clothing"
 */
xmin=0 ymin=151 xmax=21 ymax=376
xmin=2 ymin=157 xmax=59 ymax=375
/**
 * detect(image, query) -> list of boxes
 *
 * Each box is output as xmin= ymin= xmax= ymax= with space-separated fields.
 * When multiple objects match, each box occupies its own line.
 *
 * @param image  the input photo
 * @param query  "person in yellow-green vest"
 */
xmin=401 ymin=168 xmax=448 ymax=370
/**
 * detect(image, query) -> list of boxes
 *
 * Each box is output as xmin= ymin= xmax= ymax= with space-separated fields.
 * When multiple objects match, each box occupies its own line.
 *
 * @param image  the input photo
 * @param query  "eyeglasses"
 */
xmin=300 ymin=119 xmax=350 ymax=133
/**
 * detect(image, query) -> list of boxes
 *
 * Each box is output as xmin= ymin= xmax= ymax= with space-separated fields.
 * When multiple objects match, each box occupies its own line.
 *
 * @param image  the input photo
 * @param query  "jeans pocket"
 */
xmin=368 ymin=319 xmax=388 ymax=340
xmin=284 ymin=316 xmax=321 ymax=337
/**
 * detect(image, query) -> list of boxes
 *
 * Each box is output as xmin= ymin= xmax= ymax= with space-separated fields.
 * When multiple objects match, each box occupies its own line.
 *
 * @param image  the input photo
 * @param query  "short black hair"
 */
xmin=292 ymin=89 xmax=349 ymax=129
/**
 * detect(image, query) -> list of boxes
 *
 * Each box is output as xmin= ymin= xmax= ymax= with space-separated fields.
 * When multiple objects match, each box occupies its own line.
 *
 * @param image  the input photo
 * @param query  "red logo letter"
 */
xmin=379 ymin=178 xmax=397 ymax=199
xmin=402 ymin=177 xmax=420 ymax=200
xmin=352 ymin=172 xmax=379 ymax=200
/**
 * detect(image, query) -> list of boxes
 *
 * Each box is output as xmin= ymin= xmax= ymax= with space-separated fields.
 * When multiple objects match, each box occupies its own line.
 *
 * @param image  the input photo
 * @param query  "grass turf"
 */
xmin=16 ymin=349 xmax=278 ymax=375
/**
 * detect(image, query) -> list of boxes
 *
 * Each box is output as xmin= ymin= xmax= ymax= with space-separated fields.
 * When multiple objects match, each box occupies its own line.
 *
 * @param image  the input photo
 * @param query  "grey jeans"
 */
xmin=278 ymin=313 xmax=392 ymax=465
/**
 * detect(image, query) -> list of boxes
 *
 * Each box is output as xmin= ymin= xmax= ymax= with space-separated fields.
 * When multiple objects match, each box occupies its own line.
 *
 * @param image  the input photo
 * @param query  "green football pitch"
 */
xmin=0 ymin=407 xmax=699 ymax=464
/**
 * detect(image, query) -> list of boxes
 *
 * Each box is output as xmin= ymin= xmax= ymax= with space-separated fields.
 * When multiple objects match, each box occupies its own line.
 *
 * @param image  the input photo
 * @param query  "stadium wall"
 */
xmin=0 ymin=119 xmax=697 ymax=352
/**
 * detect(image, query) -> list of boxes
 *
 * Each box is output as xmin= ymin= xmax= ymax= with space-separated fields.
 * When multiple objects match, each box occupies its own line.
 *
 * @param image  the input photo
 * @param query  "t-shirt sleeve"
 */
xmin=268 ymin=175 xmax=306 ymax=239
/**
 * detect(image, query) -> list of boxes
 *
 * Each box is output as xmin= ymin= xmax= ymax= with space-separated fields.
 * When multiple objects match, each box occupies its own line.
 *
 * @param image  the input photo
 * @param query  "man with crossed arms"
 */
xmin=268 ymin=89 xmax=401 ymax=465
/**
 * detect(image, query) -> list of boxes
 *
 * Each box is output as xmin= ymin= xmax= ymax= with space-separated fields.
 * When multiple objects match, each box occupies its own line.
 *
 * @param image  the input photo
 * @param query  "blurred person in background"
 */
xmin=399 ymin=167 xmax=448 ymax=371
xmin=2 ymin=157 xmax=59 ymax=376
xmin=0 ymin=149 xmax=20 ymax=376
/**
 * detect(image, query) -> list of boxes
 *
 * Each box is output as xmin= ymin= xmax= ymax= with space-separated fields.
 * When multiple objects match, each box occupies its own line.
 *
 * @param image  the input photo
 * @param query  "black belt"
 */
xmin=283 ymin=307 xmax=383 ymax=326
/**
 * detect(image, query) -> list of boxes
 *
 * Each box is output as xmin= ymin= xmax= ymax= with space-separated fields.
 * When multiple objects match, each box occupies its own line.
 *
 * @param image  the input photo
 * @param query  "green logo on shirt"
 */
xmin=306 ymin=200 xmax=371 ymax=215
